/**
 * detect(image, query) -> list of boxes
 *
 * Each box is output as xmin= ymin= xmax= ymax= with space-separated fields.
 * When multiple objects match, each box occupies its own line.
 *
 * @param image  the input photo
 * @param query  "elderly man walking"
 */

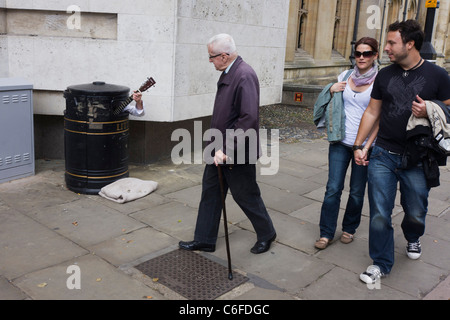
xmin=179 ymin=34 xmax=277 ymax=255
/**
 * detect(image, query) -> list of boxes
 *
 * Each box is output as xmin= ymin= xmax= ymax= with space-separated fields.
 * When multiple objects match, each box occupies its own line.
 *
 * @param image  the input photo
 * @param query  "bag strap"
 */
xmin=343 ymin=69 xmax=353 ymax=81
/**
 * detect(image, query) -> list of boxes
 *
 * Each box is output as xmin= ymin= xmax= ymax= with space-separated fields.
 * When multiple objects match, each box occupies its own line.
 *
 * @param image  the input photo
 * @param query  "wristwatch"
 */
xmin=352 ymin=145 xmax=364 ymax=151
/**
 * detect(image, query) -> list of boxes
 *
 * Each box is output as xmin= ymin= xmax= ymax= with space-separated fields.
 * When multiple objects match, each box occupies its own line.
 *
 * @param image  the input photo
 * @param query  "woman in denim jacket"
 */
xmin=314 ymin=37 xmax=379 ymax=249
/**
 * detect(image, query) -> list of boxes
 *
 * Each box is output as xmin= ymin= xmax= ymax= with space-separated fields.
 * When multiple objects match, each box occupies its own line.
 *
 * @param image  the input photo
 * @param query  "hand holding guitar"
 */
xmin=113 ymin=77 xmax=156 ymax=115
xmin=132 ymin=91 xmax=143 ymax=110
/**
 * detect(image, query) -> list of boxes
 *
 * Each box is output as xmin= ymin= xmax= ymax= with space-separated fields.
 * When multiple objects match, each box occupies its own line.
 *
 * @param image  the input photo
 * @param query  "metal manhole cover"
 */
xmin=135 ymin=249 xmax=248 ymax=300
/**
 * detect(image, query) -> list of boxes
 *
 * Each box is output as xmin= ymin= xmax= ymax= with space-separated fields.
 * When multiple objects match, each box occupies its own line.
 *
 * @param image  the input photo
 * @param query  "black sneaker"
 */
xmin=406 ymin=240 xmax=421 ymax=260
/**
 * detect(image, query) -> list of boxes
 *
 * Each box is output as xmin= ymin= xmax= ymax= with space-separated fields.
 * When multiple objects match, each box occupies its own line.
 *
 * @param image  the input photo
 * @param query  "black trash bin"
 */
xmin=64 ymin=81 xmax=131 ymax=194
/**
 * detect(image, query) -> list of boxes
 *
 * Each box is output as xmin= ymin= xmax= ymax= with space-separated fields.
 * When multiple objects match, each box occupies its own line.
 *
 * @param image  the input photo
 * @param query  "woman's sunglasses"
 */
xmin=355 ymin=51 xmax=375 ymax=58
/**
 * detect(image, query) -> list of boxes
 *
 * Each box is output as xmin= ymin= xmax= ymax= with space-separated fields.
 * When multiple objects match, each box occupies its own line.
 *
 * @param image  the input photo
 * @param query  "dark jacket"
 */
xmin=207 ymin=56 xmax=261 ymax=164
xmin=403 ymin=100 xmax=450 ymax=188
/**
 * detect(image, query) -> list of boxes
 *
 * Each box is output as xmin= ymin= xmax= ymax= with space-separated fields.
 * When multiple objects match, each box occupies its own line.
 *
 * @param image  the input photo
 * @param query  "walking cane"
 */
xmin=217 ymin=165 xmax=233 ymax=280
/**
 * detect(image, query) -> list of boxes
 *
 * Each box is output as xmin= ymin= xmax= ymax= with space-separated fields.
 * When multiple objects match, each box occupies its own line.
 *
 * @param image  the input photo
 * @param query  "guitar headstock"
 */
xmin=138 ymin=77 xmax=156 ymax=93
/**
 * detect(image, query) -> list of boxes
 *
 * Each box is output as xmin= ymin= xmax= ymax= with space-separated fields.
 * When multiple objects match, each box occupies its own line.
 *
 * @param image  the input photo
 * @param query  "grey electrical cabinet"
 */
xmin=0 ymin=78 xmax=35 ymax=184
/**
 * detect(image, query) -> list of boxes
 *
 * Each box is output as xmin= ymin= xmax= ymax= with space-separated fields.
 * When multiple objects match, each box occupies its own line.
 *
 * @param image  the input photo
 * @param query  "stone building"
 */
xmin=0 ymin=0 xmax=448 ymax=163
xmin=283 ymin=0 xmax=450 ymax=106
xmin=0 ymin=0 xmax=290 ymax=163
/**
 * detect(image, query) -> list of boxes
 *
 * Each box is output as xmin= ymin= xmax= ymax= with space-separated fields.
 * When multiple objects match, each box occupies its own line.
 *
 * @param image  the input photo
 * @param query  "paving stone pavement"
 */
xmin=0 ymin=138 xmax=449 ymax=301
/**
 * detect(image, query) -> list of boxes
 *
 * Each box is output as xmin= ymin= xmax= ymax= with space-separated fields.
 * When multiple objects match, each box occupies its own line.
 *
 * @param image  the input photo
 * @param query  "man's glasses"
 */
xmin=355 ymin=51 xmax=375 ymax=58
xmin=209 ymin=53 xmax=229 ymax=59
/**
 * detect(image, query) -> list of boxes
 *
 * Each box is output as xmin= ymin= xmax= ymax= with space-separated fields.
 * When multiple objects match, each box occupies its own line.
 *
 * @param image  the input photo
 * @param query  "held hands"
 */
xmin=354 ymin=149 xmax=369 ymax=166
xmin=412 ymin=95 xmax=427 ymax=118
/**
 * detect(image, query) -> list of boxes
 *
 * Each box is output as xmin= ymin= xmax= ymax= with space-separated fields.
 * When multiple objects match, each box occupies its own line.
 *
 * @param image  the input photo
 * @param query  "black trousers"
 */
xmin=194 ymin=164 xmax=276 ymax=244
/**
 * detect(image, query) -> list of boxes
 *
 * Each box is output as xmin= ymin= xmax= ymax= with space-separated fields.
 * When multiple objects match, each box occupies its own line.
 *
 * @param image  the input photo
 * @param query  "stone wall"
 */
xmin=0 ymin=0 xmax=290 ymax=163
xmin=0 ymin=0 xmax=289 ymax=122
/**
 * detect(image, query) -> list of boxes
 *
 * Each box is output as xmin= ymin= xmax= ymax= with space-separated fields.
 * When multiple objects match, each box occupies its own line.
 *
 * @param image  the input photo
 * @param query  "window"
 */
xmin=333 ymin=0 xmax=342 ymax=51
xmin=387 ymin=0 xmax=402 ymax=25
xmin=297 ymin=0 xmax=308 ymax=49
xmin=406 ymin=0 xmax=418 ymax=20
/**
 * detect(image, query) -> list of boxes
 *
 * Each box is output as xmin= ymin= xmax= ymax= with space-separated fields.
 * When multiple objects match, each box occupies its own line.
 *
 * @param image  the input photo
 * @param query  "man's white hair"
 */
xmin=208 ymin=34 xmax=237 ymax=54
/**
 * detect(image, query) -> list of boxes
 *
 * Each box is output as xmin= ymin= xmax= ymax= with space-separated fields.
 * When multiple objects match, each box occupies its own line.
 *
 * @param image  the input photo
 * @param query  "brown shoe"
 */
xmin=314 ymin=237 xmax=330 ymax=250
xmin=340 ymin=232 xmax=354 ymax=244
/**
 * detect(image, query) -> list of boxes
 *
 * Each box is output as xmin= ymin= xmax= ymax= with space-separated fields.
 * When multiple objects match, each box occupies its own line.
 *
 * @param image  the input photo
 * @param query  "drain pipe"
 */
xmin=420 ymin=0 xmax=438 ymax=61
xmin=416 ymin=0 xmax=423 ymax=20
xmin=403 ymin=0 xmax=409 ymax=21
xmin=349 ymin=0 xmax=362 ymax=68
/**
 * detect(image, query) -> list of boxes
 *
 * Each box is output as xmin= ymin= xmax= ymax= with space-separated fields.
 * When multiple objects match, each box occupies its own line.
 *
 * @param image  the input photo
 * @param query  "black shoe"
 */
xmin=179 ymin=240 xmax=216 ymax=252
xmin=250 ymin=233 xmax=276 ymax=254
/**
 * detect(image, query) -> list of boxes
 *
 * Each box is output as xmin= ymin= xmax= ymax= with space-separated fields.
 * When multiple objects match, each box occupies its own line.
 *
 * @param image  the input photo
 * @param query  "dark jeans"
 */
xmin=319 ymin=142 xmax=368 ymax=239
xmin=194 ymin=164 xmax=276 ymax=244
xmin=368 ymin=145 xmax=429 ymax=274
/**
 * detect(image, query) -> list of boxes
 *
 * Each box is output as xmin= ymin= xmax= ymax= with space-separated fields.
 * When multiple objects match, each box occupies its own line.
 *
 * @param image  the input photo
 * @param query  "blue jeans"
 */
xmin=319 ymin=142 xmax=368 ymax=239
xmin=368 ymin=146 xmax=429 ymax=274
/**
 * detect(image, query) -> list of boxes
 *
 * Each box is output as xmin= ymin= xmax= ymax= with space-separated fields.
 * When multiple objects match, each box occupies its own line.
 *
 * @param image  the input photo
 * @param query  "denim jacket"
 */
xmin=313 ymin=70 xmax=353 ymax=142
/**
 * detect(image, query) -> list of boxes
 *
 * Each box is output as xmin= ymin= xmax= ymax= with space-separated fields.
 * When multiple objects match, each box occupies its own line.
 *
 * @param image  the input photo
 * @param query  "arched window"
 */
xmin=333 ymin=0 xmax=342 ymax=51
xmin=387 ymin=0 xmax=402 ymax=25
xmin=297 ymin=0 xmax=308 ymax=49
xmin=332 ymin=0 xmax=352 ymax=58
xmin=407 ymin=0 xmax=418 ymax=20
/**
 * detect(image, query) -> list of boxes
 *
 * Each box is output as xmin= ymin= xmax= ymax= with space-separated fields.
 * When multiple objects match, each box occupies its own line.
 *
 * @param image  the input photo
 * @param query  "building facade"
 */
xmin=283 ymin=0 xmax=449 ymax=105
xmin=1 ymin=0 xmax=448 ymax=163
xmin=0 ymin=0 xmax=290 ymax=163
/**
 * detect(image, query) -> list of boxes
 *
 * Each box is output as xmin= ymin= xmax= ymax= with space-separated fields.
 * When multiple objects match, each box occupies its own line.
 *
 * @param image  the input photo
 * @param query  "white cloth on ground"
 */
xmin=98 ymin=177 xmax=158 ymax=203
